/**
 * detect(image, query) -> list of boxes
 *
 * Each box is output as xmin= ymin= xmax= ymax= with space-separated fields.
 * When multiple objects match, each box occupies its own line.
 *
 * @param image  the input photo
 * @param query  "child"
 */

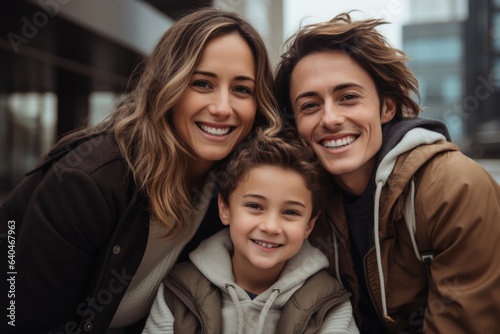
xmin=143 ymin=127 xmax=359 ymax=334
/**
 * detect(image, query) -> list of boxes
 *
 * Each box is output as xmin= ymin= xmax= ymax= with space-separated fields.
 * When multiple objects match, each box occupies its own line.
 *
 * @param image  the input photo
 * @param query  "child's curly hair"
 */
xmin=219 ymin=126 xmax=326 ymax=218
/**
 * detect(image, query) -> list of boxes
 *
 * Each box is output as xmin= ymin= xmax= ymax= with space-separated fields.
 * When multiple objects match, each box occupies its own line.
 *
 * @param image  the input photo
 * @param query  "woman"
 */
xmin=0 ymin=8 xmax=281 ymax=333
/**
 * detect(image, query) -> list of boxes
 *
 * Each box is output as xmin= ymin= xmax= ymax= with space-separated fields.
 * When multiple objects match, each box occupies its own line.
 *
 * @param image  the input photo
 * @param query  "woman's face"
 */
xmin=172 ymin=33 xmax=257 ymax=173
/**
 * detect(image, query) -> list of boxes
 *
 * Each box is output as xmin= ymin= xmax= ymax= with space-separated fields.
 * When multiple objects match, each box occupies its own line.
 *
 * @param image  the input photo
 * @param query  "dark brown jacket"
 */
xmin=0 ymin=133 xmax=222 ymax=334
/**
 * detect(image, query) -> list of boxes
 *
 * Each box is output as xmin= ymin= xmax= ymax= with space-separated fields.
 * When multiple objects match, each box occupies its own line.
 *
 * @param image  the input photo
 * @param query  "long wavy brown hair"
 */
xmin=56 ymin=9 xmax=282 ymax=238
xmin=275 ymin=12 xmax=422 ymax=124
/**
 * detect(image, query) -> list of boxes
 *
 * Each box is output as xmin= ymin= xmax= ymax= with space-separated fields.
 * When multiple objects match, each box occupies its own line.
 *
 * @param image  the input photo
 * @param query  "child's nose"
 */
xmin=259 ymin=214 xmax=281 ymax=234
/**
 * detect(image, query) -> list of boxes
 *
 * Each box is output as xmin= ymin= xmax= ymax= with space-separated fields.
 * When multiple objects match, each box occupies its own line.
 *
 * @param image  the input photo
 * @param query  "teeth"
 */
xmin=254 ymin=240 xmax=280 ymax=248
xmin=200 ymin=124 xmax=230 ymax=136
xmin=323 ymin=136 xmax=355 ymax=148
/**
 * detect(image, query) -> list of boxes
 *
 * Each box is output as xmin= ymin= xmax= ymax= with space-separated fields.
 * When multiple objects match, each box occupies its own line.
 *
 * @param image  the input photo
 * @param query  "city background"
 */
xmin=1 ymin=0 xmax=500 ymax=202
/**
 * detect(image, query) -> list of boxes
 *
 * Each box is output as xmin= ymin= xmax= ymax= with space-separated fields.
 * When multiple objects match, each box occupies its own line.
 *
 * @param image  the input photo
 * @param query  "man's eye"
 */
xmin=300 ymin=102 xmax=319 ymax=112
xmin=342 ymin=94 xmax=359 ymax=101
xmin=246 ymin=203 xmax=261 ymax=210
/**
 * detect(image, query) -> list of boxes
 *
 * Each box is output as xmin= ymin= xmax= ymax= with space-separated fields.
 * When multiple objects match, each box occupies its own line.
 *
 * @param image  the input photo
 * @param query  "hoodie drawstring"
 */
xmin=226 ymin=283 xmax=244 ymax=334
xmin=226 ymin=284 xmax=280 ymax=334
xmin=373 ymin=180 xmax=389 ymax=320
xmin=404 ymin=180 xmax=421 ymax=261
xmin=404 ymin=180 xmax=434 ymax=277
xmin=256 ymin=287 xmax=280 ymax=334
xmin=372 ymin=128 xmax=446 ymax=323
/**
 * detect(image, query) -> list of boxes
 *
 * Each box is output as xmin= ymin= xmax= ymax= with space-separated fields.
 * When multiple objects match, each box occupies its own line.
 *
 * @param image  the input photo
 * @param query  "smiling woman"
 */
xmin=0 ymin=8 xmax=281 ymax=334
xmin=172 ymin=33 xmax=257 ymax=178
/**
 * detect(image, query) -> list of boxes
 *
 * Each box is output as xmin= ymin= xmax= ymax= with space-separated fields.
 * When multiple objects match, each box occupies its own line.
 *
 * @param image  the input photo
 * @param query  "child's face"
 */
xmin=218 ymin=165 xmax=318 ymax=275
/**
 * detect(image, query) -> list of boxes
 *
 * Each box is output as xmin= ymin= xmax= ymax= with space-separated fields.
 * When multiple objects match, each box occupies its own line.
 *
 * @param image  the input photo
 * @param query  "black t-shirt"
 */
xmin=341 ymin=181 xmax=388 ymax=333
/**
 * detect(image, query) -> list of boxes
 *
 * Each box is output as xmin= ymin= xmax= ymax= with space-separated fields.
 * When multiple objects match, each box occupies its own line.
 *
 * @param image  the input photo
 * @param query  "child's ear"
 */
xmin=304 ymin=210 xmax=320 ymax=239
xmin=218 ymin=194 xmax=230 ymax=226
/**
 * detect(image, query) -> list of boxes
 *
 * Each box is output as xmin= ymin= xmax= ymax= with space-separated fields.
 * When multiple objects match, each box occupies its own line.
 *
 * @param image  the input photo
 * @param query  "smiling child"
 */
xmin=142 ymin=127 xmax=359 ymax=334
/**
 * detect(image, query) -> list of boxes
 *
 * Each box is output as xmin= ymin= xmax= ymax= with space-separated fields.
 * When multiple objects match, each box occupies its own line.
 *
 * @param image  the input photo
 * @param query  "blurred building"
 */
xmin=213 ymin=0 xmax=284 ymax=67
xmin=0 ymin=0 xmax=284 ymax=199
xmin=403 ymin=0 xmax=468 ymax=146
xmin=403 ymin=0 xmax=500 ymax=158
xmin=466 ymin=0 xmax=500 ymax=158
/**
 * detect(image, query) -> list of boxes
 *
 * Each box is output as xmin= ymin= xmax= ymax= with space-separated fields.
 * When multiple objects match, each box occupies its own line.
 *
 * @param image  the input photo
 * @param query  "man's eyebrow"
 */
xmin=294 ymin=91 xmax=319 ymax=106
xmin=294 ymin=82 xmax=364 ymax=105
xmin=332 ymin=83 xmax=364 ymax=93
xmin=192 ymin=71 xmax=255 ymax=82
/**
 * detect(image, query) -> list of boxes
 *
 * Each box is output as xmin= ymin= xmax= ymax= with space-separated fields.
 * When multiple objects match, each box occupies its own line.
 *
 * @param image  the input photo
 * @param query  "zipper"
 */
xmin=363 ymin=245 xmax=393 ymax=330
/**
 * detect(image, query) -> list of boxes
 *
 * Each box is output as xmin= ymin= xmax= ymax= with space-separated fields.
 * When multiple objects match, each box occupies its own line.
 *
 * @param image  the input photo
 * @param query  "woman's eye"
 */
xmin=234 ymin=86 xmax=252 ymax=95
xmin=191 ymin=80 xmax=211 ymax=89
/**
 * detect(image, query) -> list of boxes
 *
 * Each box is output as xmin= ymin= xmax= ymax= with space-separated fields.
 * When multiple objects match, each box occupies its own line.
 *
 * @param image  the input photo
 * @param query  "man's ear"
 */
xmin=381 ymin=97 xmax=397 ymax=124
xmin=218 ymin=194 xmax=230 ymax=226
xmin=304 ymin=211 xmax=320 ymax=239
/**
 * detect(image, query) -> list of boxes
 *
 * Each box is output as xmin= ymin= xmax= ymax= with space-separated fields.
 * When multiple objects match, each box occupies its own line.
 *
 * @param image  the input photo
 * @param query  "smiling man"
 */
xmin=275 ymin=13 xmax=500 ymax=334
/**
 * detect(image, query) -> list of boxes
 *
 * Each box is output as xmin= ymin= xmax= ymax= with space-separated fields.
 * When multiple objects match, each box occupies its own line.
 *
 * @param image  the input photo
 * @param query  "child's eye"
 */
xmin=246 ymin=203 xmax=262 ymax=210
xmin=283 ymin=210 xmax=300 ymax=216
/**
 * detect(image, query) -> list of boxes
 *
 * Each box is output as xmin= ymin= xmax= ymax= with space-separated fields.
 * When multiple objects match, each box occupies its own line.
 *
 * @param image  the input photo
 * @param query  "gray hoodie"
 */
xmin=143 ymin=229 xmax=359 ymax=333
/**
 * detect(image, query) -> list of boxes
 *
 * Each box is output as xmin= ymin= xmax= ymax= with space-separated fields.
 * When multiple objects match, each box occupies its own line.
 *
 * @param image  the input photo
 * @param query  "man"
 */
xmin=275 ymin=13 xmax=500 ymax=333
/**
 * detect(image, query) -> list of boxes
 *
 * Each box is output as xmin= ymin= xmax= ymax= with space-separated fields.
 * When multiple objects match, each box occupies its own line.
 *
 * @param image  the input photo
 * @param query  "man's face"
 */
xmin=289 ymin=50 xmax=395 ymax=195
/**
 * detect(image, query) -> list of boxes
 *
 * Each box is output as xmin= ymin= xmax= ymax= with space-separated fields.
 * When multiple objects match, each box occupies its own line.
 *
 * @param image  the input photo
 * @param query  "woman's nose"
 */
xmin=208 ymin=90 xmax=232 ymax=117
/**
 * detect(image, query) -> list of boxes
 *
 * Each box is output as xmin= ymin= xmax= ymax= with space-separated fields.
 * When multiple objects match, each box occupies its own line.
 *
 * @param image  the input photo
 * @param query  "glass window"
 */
xmin=404 ymin=37 xmax=462 ymax=64
xmin=491 ymin=57 xmax=500 ymax=87
xmin=1 ymin=93 xmax=56 ymax=192
xmin=89 ymin=92 xmax=120 ymax=126
xmin=492 ymin=12 xmax=500 ymax=52
xmin=442 ymin=76 xmax=463 ymax=103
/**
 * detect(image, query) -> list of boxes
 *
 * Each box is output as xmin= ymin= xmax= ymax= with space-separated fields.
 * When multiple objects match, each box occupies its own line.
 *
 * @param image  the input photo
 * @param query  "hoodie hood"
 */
xmin=189 ymin=228 xmax=329 ymax=333
xmin=377 ymin=118 xmax=451 ymax=167
xmin=190 ymin=228 xmax=329 ymax=306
